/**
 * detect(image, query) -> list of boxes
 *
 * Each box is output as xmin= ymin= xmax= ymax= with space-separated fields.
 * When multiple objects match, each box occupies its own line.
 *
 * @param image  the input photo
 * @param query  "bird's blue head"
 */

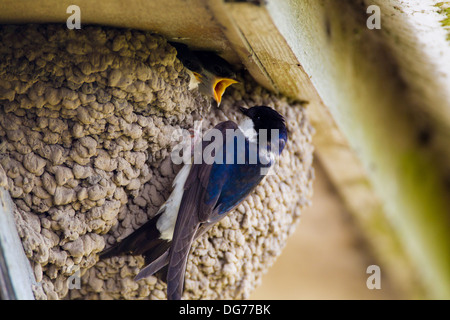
xmin=239 ymin=106 xmax=288 ymax=155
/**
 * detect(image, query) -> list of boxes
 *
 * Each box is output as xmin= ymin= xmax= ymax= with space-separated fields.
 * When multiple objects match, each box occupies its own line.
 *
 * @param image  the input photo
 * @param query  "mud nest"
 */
xmin=0 ymin=24 xmax=314 ymax=300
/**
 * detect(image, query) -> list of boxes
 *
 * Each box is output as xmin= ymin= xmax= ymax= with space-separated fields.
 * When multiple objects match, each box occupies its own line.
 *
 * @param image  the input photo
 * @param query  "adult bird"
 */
xmin=170 ymin=42 xmax=238 ymax=106
xmin=100 ymin=106 xmax=288 ymax=300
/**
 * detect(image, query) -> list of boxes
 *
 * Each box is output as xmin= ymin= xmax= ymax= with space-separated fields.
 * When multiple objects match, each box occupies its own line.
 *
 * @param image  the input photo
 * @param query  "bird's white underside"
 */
xmin=156 ymin=163 xmax=191 ymax=240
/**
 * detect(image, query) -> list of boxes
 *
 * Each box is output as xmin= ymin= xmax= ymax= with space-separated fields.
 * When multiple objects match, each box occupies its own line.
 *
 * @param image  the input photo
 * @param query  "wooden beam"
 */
xmin=0 ymin=187 xmax=36 ymax=300
xmin=369 ymin=0 xmax=450 ymax=135
xmin=261 ymin=0 xmax=450 ymax=298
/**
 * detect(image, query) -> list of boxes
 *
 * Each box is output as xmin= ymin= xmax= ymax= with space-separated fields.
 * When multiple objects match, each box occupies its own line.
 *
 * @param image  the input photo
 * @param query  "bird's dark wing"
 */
xmin=166 ymin=120 xmax=239 ymax=300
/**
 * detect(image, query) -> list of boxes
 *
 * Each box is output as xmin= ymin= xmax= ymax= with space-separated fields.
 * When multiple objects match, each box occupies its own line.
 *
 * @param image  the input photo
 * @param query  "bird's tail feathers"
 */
xmin=99 ymin=212 xmax=169 ymax=273
xmin=135 ymin=250 xmax=170 ymax=281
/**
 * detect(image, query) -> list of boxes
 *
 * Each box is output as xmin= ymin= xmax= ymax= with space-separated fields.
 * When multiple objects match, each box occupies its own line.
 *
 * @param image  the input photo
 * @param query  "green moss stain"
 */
xmin=436 ymin=2 xmax=450 ymax=40
xmin=399 ymin=149 xmax=450 ymax=298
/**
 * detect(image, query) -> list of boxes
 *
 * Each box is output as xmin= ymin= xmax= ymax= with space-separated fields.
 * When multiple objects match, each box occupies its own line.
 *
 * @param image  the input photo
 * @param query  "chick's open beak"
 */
xmin=213 ymin=78 xmax=238 ymax=106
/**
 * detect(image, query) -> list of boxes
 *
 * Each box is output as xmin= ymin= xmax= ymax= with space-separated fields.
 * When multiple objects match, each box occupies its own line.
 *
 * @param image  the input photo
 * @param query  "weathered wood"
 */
xmin=262 ymin=0 xmax=450 ymax=298
xmin=0 ymin=188 xmax=35 ymax=300
xmin=370 ymin=0 xmax=450 ymax=145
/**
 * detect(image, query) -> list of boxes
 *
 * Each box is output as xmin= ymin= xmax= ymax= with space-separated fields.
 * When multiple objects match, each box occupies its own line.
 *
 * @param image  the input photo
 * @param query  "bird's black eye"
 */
xmin=214 ymin=65 xmax=223 ymax=74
